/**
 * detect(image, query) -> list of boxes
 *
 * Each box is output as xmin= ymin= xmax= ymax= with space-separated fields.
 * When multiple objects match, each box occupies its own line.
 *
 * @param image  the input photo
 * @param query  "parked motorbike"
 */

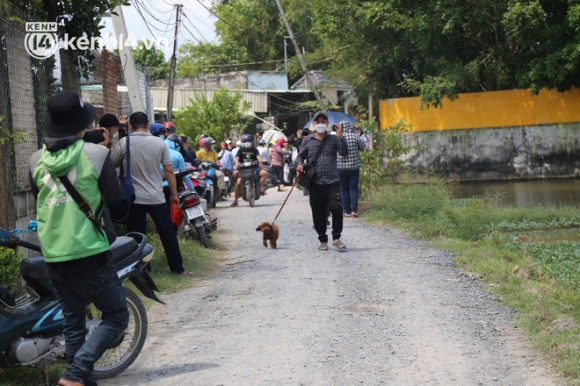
xmin=222 ymin=168 xmax=235 ymax=197
xmin=199 ymin=161 xmax=220 ymax=208
xmin=0 ymin=222 xmax=163 ymax=386
xmin=188 ymin=167 xmax=213 ymax=210
xmin=173 ymin=170 xmax=217 ymax=248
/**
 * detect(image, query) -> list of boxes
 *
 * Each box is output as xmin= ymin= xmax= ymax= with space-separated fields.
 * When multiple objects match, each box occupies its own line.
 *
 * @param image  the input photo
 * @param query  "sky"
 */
xmin=99 ymin=0 xmax=217 ymax=59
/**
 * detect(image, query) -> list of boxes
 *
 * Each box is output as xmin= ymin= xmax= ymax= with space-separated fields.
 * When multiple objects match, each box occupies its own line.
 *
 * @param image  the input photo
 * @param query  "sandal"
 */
xmin=230 ymin=202 xmax=238 ymax=207
xmin=343 ymin=213 xmax=352 ymax=217
xmin=352 ymin=213 xmax=359 ymax=218
xmin=318 ymin=243 xmax=328 ymax=251
xmin=260 ymin=191 xmax=267 ymax=196
xmin=332 ymin=240 xmax=347 ymax=251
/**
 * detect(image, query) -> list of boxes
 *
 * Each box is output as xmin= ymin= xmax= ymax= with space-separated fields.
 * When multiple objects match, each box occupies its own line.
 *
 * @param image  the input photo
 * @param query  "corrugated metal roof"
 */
xmin=151 ymin=88 xmax=268 ymax=113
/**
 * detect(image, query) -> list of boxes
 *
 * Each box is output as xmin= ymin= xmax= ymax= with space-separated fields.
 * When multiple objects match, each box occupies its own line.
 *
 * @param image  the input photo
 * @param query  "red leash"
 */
xmin=272 ymin=172 xmax=301 ymax=224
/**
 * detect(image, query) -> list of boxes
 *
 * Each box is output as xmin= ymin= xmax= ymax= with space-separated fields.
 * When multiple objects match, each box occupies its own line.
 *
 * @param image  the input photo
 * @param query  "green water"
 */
xmin=451 ymin=179 xmax=580 ymax=208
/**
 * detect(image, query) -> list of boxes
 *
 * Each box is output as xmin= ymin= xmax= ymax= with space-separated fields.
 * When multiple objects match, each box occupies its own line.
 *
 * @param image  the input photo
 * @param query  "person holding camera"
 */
xmin=295 ymin=111 xmax=348 ymax=251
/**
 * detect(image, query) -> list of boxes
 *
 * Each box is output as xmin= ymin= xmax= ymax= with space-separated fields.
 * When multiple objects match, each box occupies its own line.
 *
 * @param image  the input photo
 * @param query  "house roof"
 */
xmin=290 ymin=70 xmax=353 ymax=90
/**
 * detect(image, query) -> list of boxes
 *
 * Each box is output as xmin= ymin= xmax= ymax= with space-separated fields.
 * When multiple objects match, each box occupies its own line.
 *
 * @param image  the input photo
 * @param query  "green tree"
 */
xmin=132 ymin=39 xmax=169 ymax=80
xmin=173 ymin=87 xmax=251 ymax=143
xmin=177 ymin=40 xmax=247 ymax=77
xmin=308 ymin=0 xmax=580 ymax=107
xmin=17 ymin=0 xmax=129 ymax=79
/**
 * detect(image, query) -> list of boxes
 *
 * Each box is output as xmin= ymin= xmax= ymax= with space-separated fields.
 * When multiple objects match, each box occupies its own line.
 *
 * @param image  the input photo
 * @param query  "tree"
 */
xmin=132 ymin=39 xmax=169 ymax=80
xmin=19 ymin=0 xmax=129 ymax=82
xmin=177 ymin=40 xmax=247 ymax=77
xmin=173 ymin=87 xmax=251 ymax=143
xmin=308 ymin=0 xmax=580 ymax=107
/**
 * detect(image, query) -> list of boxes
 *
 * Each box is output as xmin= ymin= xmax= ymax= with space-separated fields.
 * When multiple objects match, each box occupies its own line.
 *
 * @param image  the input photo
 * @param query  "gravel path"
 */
xmin=101 ymin=187 xmax=558 ymax=386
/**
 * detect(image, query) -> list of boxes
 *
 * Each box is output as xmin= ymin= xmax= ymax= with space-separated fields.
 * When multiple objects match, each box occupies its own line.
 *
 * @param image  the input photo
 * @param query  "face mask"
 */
xmin=160 ymin=134 xmax=165 ymax=139
xmin=112 ymin=132 xmax=119 ymax=139
xmin=315 ymin=123 xmax=328 ymax=133
xmin=211 ymin=145 xmax=215 ymax=150
xmin=244 ymin=142 xmax=252 ymax=148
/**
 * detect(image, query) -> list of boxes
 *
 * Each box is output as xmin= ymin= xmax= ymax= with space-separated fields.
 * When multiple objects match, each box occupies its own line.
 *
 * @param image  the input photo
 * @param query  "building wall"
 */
xmin=380 ymin=88 xmax=580 ymax=180
xmin=400 ymin=123 xmax=580 ymax=181
xmin=380 ymin=88 xmax=580 ymax=132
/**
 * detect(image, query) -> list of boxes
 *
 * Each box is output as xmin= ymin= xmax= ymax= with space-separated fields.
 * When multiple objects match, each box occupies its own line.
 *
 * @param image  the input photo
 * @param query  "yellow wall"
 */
xmin=380 ymin=88 xmax=580 ymax=132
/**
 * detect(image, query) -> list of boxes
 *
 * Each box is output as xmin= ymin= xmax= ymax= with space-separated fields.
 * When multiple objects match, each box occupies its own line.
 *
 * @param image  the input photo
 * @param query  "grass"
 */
xmin=361 ymin=177 xmax=580 ymax=383
xmin=0 ymin=233 xmax=221 ymax=386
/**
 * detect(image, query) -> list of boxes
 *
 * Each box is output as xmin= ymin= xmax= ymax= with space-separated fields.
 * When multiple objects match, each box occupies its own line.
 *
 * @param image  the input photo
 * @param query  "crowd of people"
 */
xmin=29 ymin=89 xmax=368 ymax=386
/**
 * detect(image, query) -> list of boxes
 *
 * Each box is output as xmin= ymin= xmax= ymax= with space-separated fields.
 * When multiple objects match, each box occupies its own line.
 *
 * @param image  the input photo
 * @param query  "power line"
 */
xmin=181 ymin=6 xmax=215 ymax=34
xmin=182 ymin=12 xmax=209 ymax=42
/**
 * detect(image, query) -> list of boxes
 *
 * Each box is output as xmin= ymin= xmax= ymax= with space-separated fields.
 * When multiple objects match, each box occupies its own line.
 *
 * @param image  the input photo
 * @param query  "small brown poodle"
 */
xmin=256 ymin=222 xmax=279 ymax=249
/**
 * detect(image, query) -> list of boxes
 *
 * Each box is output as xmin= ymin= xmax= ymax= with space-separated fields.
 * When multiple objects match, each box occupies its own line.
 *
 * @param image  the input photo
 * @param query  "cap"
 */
xmin=150 ymin=123 xmax=166 ymax=135
xmin=312 ymin=111 xmax=328 ymax=122
xmin=99 ymin=113 xmax=125 ymax=128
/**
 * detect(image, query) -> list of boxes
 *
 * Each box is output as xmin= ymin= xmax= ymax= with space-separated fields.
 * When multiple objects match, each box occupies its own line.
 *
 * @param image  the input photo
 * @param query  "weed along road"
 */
xmin=100 ymin=189 xmax=557 ymax=386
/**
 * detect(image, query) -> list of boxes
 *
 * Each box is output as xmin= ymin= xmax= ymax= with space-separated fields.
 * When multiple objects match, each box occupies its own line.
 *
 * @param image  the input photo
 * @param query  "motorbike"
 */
xmin=222 ymin=168 xmax=235 ymax=197
xmin=199 ymin=161 xmax=220 ymax=208
xmin=238 ymin=161 xmax=262 ymax=207
xmin=173 ymin=170 xmax=217 ymax=248
xmin=0 ymin=221 xmax=163 ymax=386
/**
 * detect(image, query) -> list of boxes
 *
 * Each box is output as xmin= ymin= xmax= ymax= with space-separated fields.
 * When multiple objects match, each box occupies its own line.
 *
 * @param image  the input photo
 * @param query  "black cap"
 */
xmin=312 ymin=111 xmax=328 ymax=122
xmin=99 ymin=113 xmax=123 ymax=128
xmin=43 ymin=91 xmax=96 ymax=138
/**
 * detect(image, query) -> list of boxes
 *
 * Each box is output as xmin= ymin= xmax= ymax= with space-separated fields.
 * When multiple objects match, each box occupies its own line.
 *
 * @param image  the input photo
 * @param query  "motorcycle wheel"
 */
xmin=246 ymin=182 xmax=255 ymax=207
xmin=196 ymin=225 xmax=210 ymax=248
xmin=92 ymin=287 xmax=148 ymax=379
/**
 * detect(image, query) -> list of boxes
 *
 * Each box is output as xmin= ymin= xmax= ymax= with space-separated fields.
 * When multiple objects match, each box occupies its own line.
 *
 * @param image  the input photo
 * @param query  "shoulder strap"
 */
xmin=310 ymin=136 xmax=327 ymax=165
xmin=57 ymin=175 xmax=106 ymax=235
xmin=124 ymin=135 xmax=131 ymax=179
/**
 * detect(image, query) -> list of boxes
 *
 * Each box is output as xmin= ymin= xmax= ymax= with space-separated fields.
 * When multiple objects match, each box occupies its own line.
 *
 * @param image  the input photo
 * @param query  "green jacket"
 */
xmin=30 ymin=140 xmax=110 ymax=262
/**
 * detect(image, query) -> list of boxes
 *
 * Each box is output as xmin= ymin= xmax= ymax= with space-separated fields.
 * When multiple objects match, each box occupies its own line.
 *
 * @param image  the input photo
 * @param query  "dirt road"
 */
xmin=101 ymin=188 xmax=558 ymax=386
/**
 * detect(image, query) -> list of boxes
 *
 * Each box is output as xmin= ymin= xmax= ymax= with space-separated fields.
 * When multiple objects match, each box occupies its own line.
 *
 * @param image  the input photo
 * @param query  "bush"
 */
xmin=0 ymin=247 xmax=21 ymax=287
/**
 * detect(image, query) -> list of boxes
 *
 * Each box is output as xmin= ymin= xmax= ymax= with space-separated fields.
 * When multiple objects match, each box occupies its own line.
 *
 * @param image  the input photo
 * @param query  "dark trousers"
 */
xmin=339 ymin=168 xmax=360 ymax=214
xmin=273 ymin=165 xmax=284 ymax=185
xmin=127 ymin=203 xmax=185 ymax=273
xmin=309 ymin=182 xmax=343 ymax=243
xmin=49 ymin=263 xmax=128 ymax=386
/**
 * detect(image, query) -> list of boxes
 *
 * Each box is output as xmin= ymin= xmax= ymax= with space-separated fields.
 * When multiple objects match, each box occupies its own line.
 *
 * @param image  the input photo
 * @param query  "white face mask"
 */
xmin=244 ymin=142 xmax=252 ymax=148
xmin=112 ymin=132 xmax=119 ymax=139
xmin=315 ymin=123 xmax=328 ymax=133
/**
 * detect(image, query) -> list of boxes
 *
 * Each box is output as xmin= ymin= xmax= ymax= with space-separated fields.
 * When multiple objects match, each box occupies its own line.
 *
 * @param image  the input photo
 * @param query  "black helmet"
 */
xmin=241 ymin=134 xmax=253 ymax=143
xmin=166 ymin=133 xmax=183 ymax=147
xmin=200 ymin=133 xmax=209 ymax=139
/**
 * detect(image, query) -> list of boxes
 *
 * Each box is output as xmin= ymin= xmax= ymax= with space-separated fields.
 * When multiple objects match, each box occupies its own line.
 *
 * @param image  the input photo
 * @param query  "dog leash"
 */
xmin=272 ymin=171 xmax=301 ymax=225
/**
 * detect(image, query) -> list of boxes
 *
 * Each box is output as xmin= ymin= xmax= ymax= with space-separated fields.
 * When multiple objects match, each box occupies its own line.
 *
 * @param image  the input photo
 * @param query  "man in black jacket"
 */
xmin=296 ymin=111 xmax=348 ymax=251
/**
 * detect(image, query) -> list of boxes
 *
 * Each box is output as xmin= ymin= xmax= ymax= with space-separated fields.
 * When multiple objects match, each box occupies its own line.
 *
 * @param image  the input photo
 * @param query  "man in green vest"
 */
xmin=29 ymin=91 xmax=127 ymax=386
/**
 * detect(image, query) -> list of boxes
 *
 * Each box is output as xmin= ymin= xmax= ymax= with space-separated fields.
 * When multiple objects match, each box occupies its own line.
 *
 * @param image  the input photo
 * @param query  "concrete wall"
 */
xmin=400 ymin=123 xmax=580 ymax=181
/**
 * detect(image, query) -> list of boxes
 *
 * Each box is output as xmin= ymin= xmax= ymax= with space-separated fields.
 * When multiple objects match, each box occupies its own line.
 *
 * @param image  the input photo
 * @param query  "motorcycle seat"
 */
xmin=20 ymin=256 xmax=56 ymax=299
xmin=110 ymin=236 xmax=139 ymax=265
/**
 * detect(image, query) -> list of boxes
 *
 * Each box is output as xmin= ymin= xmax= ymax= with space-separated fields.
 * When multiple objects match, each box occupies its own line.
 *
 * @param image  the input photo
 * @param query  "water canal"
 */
xmin=450 ymin=178 xmax=580 ymax=208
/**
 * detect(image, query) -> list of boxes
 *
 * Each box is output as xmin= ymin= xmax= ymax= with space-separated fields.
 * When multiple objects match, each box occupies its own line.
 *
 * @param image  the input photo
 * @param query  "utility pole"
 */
xmin=275 ymin=0 xmax=325 ymax=112
xmin=167 ymin=4 xmax=182 ymax=121
xmin=283 ymin=36 xmax=290 ymax=69
xmin=111 ymin=6 xmax=145 ymax=114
